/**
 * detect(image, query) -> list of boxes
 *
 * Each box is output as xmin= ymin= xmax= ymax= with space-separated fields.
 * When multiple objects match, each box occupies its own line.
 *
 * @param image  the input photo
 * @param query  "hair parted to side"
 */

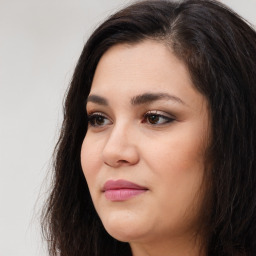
xmin=41 ymin=0 xmax=256 ymax=255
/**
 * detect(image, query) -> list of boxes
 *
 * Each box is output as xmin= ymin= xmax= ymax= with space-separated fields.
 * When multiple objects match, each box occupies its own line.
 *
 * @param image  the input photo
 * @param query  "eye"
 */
xmin=87 ymin=112 xmax=112 ymax=127
xmin=143 ymin=111 xmax=175 ymax=125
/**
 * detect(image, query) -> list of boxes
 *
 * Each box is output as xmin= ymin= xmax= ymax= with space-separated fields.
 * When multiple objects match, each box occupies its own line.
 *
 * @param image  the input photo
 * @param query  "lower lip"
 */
xmin=104 ymin=189 xmax=147 ymax=201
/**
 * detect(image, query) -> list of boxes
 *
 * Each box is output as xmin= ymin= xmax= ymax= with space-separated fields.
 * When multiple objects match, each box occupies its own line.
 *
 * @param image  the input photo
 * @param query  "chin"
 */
xmin=100 ymin=210 xmax=150 ymax=242
xmin=104 ymin=224 xmax=146 ymax=243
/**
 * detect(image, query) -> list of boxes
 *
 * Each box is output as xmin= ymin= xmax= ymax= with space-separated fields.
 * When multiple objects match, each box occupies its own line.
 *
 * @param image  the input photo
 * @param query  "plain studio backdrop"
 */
xmin=0 ymin=0 xmax=255 ymax=255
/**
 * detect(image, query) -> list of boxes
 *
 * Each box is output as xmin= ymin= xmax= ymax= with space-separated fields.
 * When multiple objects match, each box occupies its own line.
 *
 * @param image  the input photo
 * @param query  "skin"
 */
xmin=81 ymin=40 xmax=210 ymax=256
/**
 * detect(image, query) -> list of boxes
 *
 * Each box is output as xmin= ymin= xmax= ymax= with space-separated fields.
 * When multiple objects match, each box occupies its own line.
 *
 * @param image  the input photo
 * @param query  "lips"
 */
xmin=102 ymin=179 xmax=148 ymax=201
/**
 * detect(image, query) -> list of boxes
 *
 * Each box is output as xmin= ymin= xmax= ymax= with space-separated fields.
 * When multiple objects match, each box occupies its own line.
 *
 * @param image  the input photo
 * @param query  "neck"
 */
xmin=129 ymin=233 xmax=206 ymax=256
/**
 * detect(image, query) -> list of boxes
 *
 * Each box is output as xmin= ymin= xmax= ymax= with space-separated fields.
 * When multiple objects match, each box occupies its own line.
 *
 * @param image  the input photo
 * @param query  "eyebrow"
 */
xmin=86 ymin=95 xmax=108 ymax=105
xmin=130 ymin=92 xmax=185 ymax=105
xmin=86 ymin=92 xmax=185 ymax=106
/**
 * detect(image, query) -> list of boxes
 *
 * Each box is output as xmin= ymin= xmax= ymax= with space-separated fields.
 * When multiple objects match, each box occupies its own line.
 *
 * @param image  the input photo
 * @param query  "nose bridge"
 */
xmin=102 ymin=120 xmax=139 ymax=167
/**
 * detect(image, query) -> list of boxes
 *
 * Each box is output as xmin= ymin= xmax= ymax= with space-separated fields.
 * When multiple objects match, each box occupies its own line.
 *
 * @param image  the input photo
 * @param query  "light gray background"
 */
xmin=0 ymin=1 xmax=255 ymax=255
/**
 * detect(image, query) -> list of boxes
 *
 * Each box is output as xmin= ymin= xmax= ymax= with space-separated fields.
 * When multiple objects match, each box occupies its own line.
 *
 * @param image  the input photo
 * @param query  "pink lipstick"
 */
xmin=102 ymin=179 xmax=148 ymax=201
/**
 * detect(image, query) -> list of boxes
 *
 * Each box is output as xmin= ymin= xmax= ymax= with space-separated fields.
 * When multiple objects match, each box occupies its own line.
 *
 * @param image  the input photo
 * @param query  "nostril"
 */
xmin=118 ymin=160 xmax=129 ymax=164
xmin=104 ymin=159 xmax=130 ymax=168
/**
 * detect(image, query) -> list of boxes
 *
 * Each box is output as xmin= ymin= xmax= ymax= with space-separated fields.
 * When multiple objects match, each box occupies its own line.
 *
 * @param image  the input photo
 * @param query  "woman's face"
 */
xmin=81 ymin=40 xmax=210 ymax=247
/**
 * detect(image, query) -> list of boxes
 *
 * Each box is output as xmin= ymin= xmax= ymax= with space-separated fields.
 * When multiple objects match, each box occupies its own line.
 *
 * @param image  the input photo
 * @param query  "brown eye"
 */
xmin=147 ymin=114 xmax=160 ymax=124
xmin=88 ymin=113 xmax=111 ymax=127
xmin=94 ymin=116 xmax=105 ymax=126
xmin=143 ymin=112 xmax=175 ymax=125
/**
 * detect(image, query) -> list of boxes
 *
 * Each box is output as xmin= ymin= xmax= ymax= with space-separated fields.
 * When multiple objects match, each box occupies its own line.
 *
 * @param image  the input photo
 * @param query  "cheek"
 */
xmin=144 ymin=126 xmax=206 ymax=212
xmin=146 ymin=127 xmax=206 ymax=176
xmin=80 ymin=136 xmax=102 ymax=190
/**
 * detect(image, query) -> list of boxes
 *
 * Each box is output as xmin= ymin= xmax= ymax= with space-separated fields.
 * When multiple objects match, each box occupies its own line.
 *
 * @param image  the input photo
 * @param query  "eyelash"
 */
xmin=87 ymin=112 xmax=111 ymax=127
xmin=143 ymin=111 xmax=175 ymax=125
xmin=87 ymin=111 xmax=175 ymax=128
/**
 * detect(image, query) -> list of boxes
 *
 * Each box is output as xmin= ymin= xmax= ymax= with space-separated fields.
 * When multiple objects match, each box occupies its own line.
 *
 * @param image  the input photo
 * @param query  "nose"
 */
xmin=102 ymin=123 xmax=140 ymax=168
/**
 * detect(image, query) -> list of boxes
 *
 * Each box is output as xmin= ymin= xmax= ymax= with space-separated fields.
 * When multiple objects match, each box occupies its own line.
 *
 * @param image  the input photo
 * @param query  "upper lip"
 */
xmin=102 ymin=179 xmax=148 ymax=191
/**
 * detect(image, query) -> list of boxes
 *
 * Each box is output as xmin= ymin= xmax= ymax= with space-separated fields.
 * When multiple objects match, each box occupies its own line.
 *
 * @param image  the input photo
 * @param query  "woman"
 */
xmin=42 ymin=0 xmax=256 ymax=255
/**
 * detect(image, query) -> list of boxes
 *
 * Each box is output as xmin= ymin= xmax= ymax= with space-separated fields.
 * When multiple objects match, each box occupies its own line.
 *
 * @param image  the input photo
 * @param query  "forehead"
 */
xmin=90 ymin=40 xmax=205 ymax=110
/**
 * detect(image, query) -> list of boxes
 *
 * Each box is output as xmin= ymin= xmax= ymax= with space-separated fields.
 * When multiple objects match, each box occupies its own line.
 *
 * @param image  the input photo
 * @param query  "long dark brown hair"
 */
xmin=41 ymin=0 xmax=256 ymax=255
